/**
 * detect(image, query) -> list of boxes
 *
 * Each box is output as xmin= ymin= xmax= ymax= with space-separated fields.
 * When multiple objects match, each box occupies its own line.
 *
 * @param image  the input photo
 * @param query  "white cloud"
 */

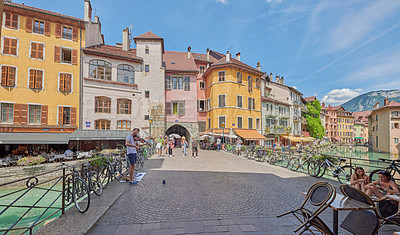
xmin=266 ymin=0 xmax=283 ymax=3
xmin=216 ymin=0 xmax=228 ymax=4
xmin=321 ymin=88 xmax=362 ymax=106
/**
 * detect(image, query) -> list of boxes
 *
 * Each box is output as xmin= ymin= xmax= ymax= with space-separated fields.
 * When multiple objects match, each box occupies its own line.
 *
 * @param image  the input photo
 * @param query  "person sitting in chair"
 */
xmin=350 ymin=167 xmax=369 ymax=193
xmin=365 ymin=171 xmax=399 ymax=197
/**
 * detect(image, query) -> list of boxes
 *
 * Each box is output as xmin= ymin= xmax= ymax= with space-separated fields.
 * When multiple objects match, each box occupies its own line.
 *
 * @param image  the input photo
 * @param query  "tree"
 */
xmin=304 ymin=99 xmax=325 ymax=139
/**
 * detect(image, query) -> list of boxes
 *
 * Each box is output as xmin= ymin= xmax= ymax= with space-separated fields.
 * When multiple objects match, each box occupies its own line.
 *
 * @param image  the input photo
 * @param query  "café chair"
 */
xmin=339 ymin=184 xmax=380 ymax=235
xmin=277 ymin=181 xmax=336 ymax=235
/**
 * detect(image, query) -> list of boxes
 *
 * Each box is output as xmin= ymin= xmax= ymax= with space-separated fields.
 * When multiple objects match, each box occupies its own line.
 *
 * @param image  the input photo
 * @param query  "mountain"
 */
xmin=341 ymin=90 xmax=400 ymax=112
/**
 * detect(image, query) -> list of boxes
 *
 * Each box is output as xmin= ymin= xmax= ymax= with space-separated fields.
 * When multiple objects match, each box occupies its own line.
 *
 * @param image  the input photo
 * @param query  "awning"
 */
xmin=0 ymin=133 xmax=70 ymax=144
xmin=333 ymin=137 xmax=341 ymax=140
xmin=355 ymin=137 xmax=364 ymax=139
xmin=234 ymin=129 xmax=267 ymax=140
xmin=68 ymin=130 xmax=131 ymax=140
xmin=281 ymin=135 xmax=315 ymax=142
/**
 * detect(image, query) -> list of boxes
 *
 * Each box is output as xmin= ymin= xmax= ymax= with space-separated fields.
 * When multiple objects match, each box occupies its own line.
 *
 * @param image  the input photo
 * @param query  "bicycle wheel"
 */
xmin=90 ymin=171 xmax=103 ymax=196
xmin=135 ymin=157 xmax=142 ymax=171
xmin=337 ymin=165 xmax=354 ymax=184
xmin=289 ymin=158 xmax=300 ymax=171
xmin=267 ymin=153 xmax=277 ymax=165
xmin=120 ymin=159 xmax=129 ymax=176
xmin=114 ymin=161 xmax=123 ymax=180
xmin=73 ymin=177 xmax=90 ymax=213
xmin=307 ymin=159 xmax=320 ymax=177
xmin=98 ymin=166 xmax=110 ymax=189
xmin=369 ymin=169 xmax=386 ymax=183
xmin=281 ymin=154 xmax=290 ymax=168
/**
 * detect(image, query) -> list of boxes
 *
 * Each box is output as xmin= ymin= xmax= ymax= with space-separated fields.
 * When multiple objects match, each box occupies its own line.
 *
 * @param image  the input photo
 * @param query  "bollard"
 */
xmin=163 ymin=180 xmax=166 ymax=185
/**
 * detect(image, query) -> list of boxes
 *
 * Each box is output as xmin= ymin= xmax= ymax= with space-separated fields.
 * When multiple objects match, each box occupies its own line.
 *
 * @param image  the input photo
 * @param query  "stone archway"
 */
xmin=166 ymin=124 xmax=190 ymax=140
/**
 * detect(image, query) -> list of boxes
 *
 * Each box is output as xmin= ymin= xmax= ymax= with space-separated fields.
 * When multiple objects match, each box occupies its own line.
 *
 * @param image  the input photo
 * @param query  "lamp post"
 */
xmin=149 ymin=117 xmax=153 ymax=143
xmin=221 ymin=122 xmax=225 ymax=144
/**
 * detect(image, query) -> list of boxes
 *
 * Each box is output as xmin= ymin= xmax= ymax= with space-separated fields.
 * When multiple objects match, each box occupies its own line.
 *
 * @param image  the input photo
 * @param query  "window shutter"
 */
xmin=184 ymin=76 xmax=190 ymax=91
xmin=8 ymin=67 xmax=15 ymax=87
xmin=13 ymin=104 xmax=21 ymax=124
xmin=253 ymin=98 xmax=256 ymax=110
xmin=38 ymin=44 xmax=44 ymax=59
xmin=35 ymin=70 xmax=43 ymax=89
xmin=29 ymin=70 xmax=35 ymax=89
xmin=165 ymin=102 xmax=172 ymax=115
xmin=71 ymin=49 xmax=78 ymax=65
xmin=25 ymin=17 xmax=33 ymax=33
xmin=248 ymin=97 xmax=251 ymax=110
xmin=197 ymin=100 xmax=200 ymax=111
xmin=44 ymin=21 xmax=50 ymax=36
xmin=20 ymin=104 xmax=28 ymax=124
xmin=178 ymin=101 xmax=185 ymax=115
xmin=72 ymin=27 xmax=78 ymax=41
xmin=66 ymin=74 xmax=72 ymax=92
xmin=55 ymin=23 xmax=61 ymax=38
xmin=71 ymin=107 xmax=77 ymax=126
xmin=54 ymin=46 xmax=60 ymax=62
xmin=1 ymin=67 xmax=7 ymax=86
xmin=41 ymin=105 xmax=48 ymax=125
xmin=59 ymin=73 xmax=64 ymax=91
xmin=165 ymin=76 xmax=171 ymax=89
xmin=58 ymin=106 xmax=63 ymax=125
xmin=30 ymin=42 xmax=36 ymax=58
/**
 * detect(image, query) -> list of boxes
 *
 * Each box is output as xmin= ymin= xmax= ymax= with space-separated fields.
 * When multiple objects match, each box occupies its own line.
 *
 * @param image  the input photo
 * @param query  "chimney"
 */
xmin=206 ymin=48 xmax=210 ymax=62
xmin=276 ymin=76 xmax=280 ymax=83
xmin=384 ymin=98 xmax=389 ymax=106
xmin=226 ymin=51 xmax=230 ymax=62
xmin=257 ymin=62 xmax=261 ymax=71
xmin=187 ymin=46 xmax=191 ymax=59
xmin=84 ymin=0 xmax=92 ymax=22
xmin=236 ymin=52 xmax=241 ymax=61
xmin=281 ymin=76 xmax=284 ymax=84
xmin=122 ymin=27 xmax=130 ymax=51
xmin=94 ymin=16 xmax=100 ymax=23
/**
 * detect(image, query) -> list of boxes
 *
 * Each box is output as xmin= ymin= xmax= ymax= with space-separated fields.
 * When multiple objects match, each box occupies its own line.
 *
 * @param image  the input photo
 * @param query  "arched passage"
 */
xmin=166 ymin=124 xmax=190 ymax=141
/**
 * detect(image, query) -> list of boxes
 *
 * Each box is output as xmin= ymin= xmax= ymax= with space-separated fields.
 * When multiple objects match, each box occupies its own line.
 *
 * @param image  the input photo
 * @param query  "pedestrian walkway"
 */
xmin=84 ymin=150 xmax=398 ymax=234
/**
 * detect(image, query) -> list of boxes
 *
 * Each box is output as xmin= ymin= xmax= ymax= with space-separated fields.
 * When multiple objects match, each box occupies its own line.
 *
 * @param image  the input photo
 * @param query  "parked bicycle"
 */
xmin=98 ymin=154 xmax=123 ymax=189
xmin=369 ymin=158 xmax=400 ymax=183
xmin=62 ymin=162 xmax=90 ymax=213
xmin=289 ymin=151 xmax=319 ymax=177
xmin=315 ymin=154 xmax=354 ymax=184
xmin=80 ymin=162 xmax=102 ymax=196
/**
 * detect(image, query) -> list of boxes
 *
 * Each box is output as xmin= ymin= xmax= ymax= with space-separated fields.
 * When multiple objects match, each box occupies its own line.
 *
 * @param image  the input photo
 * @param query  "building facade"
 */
xmin=352 ymin=111 xmax=371 ymax=143
xmin=1 ymin=1 xmax=85 ymax=133
xmin=322 ymin=104 xmax=338 ymax=141
xmin=337 ymin=106 xmax=354 ymax=143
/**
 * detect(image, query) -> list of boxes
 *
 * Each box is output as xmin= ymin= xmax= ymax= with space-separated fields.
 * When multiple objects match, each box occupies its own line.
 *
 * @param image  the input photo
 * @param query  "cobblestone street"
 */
xmin=89 ymin=150 xmax=398 ymax=234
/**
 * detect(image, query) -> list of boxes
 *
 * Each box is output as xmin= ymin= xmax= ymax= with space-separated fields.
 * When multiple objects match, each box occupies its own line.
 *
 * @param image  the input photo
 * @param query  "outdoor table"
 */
xmin=302 ymin=192 xmax=374 ymax=235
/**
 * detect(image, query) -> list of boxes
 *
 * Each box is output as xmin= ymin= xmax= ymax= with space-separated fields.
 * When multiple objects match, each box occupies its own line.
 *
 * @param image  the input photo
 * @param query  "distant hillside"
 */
xmin=342 ymin=90 xmax=400 ymax=112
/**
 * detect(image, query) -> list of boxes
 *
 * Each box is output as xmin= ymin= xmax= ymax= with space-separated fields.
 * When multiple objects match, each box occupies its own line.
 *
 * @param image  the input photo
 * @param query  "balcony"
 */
xmin=391 ymin=114 xmax=400 ymax=119
xmin=293 ymin=116 xmax=306 ymax=123
xmin=264 ymin=126 xmax=290 ymax=135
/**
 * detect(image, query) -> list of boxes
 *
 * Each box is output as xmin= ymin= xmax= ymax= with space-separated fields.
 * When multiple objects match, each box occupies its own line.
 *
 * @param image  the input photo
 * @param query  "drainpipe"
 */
xmin=79 ymin=22 xmax=83 ymax=130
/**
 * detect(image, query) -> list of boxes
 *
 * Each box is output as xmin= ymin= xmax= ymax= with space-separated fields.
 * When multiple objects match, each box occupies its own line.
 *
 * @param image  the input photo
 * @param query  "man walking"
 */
xmin=125 ymin=128 xmax=140 ymax=185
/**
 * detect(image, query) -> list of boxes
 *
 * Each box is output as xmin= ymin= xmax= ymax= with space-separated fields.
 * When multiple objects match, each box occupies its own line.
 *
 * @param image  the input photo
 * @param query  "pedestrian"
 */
xmin=125 ymin=128 xmax=140 ymax=185
xmin=168 ymin=137 xmax=174 ymax=157
xmin=156 ymin=135 xmax=164 ymax=157
xmin=164 ymin=136 xmax=169 ymax=154
xmin=217 ymin=138 xmax=221 ymax=150
xmin=182 ymin=136 xmax=188 ymax=157
xmin=192 ymin=137 xmax=199 ymax=158
xmin=236 ymin=137 xmax=242 ymax=155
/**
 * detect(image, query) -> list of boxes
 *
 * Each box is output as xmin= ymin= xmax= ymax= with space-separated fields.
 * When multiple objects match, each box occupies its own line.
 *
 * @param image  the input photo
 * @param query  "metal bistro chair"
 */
xmin=339 ymin=184 xmax=380 ymax=235
xmin=277 ymin=181 xmax=336 ymax=235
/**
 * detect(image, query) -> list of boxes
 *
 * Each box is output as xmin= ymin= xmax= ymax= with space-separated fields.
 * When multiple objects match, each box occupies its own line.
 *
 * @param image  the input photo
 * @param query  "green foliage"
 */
xmin=17 ymin=156 xmax=46 ymax=166
xmin=90 ymin=155 xmax=107 ymax=168
xmin=304 ymin=99 xmax=325 ymax=139
xmin=313 ymin=154 xmax=337 ymax=164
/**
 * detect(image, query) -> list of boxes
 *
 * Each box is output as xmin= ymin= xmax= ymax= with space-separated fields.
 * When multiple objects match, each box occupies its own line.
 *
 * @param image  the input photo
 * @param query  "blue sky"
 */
xmin=15 ymin=0 xmax=400 ymax=105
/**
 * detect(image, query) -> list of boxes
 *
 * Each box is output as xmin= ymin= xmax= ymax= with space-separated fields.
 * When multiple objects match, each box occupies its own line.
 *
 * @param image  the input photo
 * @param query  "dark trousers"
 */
xmin=168 ymin=147 xmax=173 ymax=155
xmin=192 ymin=147 xmax=198 ymax=156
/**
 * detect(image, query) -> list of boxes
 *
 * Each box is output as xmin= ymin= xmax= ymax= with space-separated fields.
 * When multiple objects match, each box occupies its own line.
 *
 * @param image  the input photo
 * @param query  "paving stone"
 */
xmin=240 ymin=224 xmax=257 ymax=232
xmin=220 ymin=219 xmax=235 ymax=225
xmin=113 ymin=224 xmax=141 ymax=235
xmin=216 ymin=225 xmax=229 ymax=232
xmin=160 ymin=222 xmax=173 ymax=229
xmin=202 ymin=220 xmax=221 ymax=226
xmin=203 ymin=226 xmax=218 ymax=233
xmin=141 ymin=223 xmax=160 ymax=230
xmin=90 ymin=225 xmax=118 ymax=235
xmin=174 ymin=228 xmax=185 ymax=234
xmin=172 ymin=222 xmax=185 ymax=228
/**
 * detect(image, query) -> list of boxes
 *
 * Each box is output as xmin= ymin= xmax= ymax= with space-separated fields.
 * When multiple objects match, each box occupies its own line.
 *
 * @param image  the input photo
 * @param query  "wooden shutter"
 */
xmin=10 ymin=39 xmax=17 ymax=55
xmin=44 ymin=21 xmax=50 ymax=36
xmin=41 ymin=105 xmax=48 ymax=125
xmin=65 ymin=74 xmax=72 ymax=92
xmin=38 ymin=44 xmax=44 ymax=59
xmin=25 ymin=17 xmax=33 ymax=33
xmin=59 ymin=73 xmax=65 ymax=91
xmin=29 ymin=70 xmax=35 ymax=89
xmin=20 ymin=104 xmax=28 ymax=124
xmin=248 ymin=97 xmax=251 ymax=110
xmin=178 ymin=101 xmax=185 ymax=115
xmin=54 ymin=46 xmax=60 ymax=62
xmin=70 ymin=107 xmax=77 ymax=126
xmin=8 ymin=67 xmax=15 ymax=87
xmin=166 ymin=102 xmax=172 ymax=115
xmin=165 ymin=76 xmax=171 ymax=89
xmin=55 ymin=23 xmax=61 ymax=38
xmin=71 ymin=49 xmax=78 ymax=65
xmin=30 ymin=42 xmax=37 ymax=58
xmin=13 ymin=104 xmax=21 ymax=124
xmin=1 ymin=67 xmax=7 ymax=86
xmin=184 ymin=76 xmax=190 ymax=91
xmin=35 ymin=70 xmax=43 ymax=89
xmin=72 ymin=27 xmax=78 ymax=41
xmin=3 ymin=38 xmax=10 ymax=54
xmin=58 ymin=106 xmax=63 ymax=125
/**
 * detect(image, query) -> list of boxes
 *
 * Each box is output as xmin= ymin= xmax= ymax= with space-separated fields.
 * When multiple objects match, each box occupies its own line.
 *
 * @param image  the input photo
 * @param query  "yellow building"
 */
xmin=0 ymin=2 xmax=85 ymax=133
xmin=336 ymin=106 xmax=354 ymax=143
xmin=204 ymin=52 xmax=264 ymax=139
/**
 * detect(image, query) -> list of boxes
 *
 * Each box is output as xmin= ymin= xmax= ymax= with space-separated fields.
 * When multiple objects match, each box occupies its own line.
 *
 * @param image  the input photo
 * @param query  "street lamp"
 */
xmin=148 ymin=117 xmax=153 ymax=142
xmin=221 ymin=122 xmax=225 ymax=144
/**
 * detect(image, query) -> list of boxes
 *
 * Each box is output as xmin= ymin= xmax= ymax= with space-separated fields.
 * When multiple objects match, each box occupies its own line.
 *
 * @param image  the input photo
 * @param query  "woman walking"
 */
xmin=168 ymin=137 xmax=174 ymax=157
xmin=156 ymin=135 xmax=164 ymax=157
xmin=182 ymin=136 xmax=188 ymax=157
xmin=192 ymin=137 xmax=198 ymax=158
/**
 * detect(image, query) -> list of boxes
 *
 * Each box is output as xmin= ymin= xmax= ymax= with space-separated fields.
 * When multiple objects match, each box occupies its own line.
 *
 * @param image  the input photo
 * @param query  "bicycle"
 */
xmin=62 ymin=162 xmax=90 ymax=213
xmin=135 ymin=148 xmax=145 ymax=171
xmin=315 ymin=154 xmax=354 ymax=184
xmin=98 ymin=154 xmax=123 ymax=189
xmin=288 ymin=151 xmax=319 ymax=177
xmin=80 ymin=162 xmax=102 ymax=196
xmin=369 ymin=158 xmax=400 ymax=183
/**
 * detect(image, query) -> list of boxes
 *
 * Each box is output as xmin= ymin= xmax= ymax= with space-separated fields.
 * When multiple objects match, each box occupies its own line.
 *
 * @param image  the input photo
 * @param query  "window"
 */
xmin=28 ymin=69 xmax=43 ymax=90
xmin=237 ymin=116 xmax=243 ymax=129
xmin=1 ymin=103 xmax=14 ymax=123
xmin=237 ymin=72 xmax=242 ymax=83
xmin=145 ymin=65 xmax=149 ymax=72
xmin=199 ymin=66 xmax=205 ymax=74
xmin=59 ymin=73 xmax=72 ymax=92
xmin=248 ymin=117 xmax=253 ymax=129
xmin=184 ymin=76 xmax=190 ymax=91
xmin=376 ymin=115 xmax=378 ymax=121
xmin=167 ymin=101 xmax=185 ymax=115
xmin=199 ymin=81 xmax=205 ymax=90
xmin=248 ymin=76 xmax=253 ymax=92
xmin=392 ymin=111 xmax=399 ymax=117
xmin=95 ymin=119 xmax=110 ymax=130
xmin=198 ymin=100 xmax=206 ymax=112
xmin=165 ymin=76 xmax=171 ymax=89
xmin=33 ymin=19 xmax=45 ymax=34
xmin=198 ymin=121 xmax=206 ymax=133
xmin=95 ymin=97 xmax=111 ymax=113
xmin=62 ymin=26 xmax=73 ymax=40
xmin=248 ymin=98 xmax=255 ymax=110
xmin=117 ymin=120 xmax=131 ymax=130
xmin=2 ymin=37 xmax=18 ymax=56
xmin=4 ymin=13 xmax=18 ymax=29
xmin=117 ymin=64 xmax=135 ymax=84
xmin=89 ymin=60 xmax=112 ymax=80
xmin=376 ymin=136 xmax=378 ymax=147
xmin=145 ymin=45 xmax=149 ymax=54
xmin=395 ymin=123 xmax=399 ymax=129
xmin=178 ymin=77 xmax=183 ymax=89
xmin=218 ymin=71 xmax=225 ymax=82
xmin=145 ymin=91 xmax=150 ymax=98
xmin=218 ymin=116 xmax=226 ymax=128
xmin=256 ymin=118 xmax=260 ymax=130
xmin=237 ymin=95 xmax=242 ymax=108
xmin=117 ymin=99 xmax=131 ymax=114
xmin=255 ymin=78 xmax=260 ymax=88
xmin=1 ymin=66 xmax=16 ymax=87
xmin=30 ymin=42 xmax=44 ymax=60
xmin=59 ymin=107 xmax=71 ymax=125
xmin=28 ymin=105 xmax=41 ymax=124
xmin=144 ymin=115 xmax=149 ymax=120
xmin=172 ymin=77 xmax=178 ymax=89
xmin=208 ymin=117 xmax=211 ymax=130
xmin=61 ymin=48 xmax=72 ymax=64
xmin=395 ymin=138 xmax=399 ymax=144
xmin=218 ymin=94 xmax=226 ymax=108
